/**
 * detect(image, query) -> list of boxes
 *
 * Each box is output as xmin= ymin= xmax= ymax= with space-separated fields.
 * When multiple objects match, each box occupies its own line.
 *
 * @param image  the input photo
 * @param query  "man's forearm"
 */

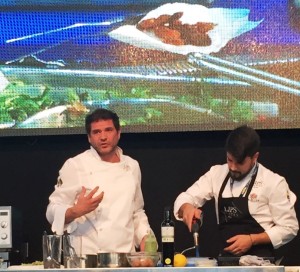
xmin=65 ymin=206 xmax=81 ymax=224
xmin=250 ymin=232 xmax=271 ymax=246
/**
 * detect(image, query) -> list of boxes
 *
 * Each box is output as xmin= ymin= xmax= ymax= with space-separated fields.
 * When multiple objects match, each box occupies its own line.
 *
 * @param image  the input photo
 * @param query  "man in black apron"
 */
xmin=218 ymin=165 xmax=273 ymax=257
xmin=174 ymin=125 xmax=298 ymax=259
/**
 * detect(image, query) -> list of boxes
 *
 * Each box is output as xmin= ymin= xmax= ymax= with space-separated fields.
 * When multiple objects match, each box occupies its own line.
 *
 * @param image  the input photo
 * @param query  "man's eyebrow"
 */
xmin=92 ymin=127 xmax=114 ymax=132
xmin=91 ymin=129 xmax=101 ymax=133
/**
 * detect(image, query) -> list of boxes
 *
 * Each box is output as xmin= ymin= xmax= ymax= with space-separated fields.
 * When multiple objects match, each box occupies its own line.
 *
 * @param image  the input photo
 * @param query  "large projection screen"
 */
xmin=0 ymin=0 xmax=299 ymax=136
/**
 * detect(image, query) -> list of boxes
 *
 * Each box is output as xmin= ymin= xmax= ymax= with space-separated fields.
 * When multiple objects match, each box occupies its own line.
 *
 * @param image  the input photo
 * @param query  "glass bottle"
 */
xmin=161 ymin=207 xmax=174 ymax=267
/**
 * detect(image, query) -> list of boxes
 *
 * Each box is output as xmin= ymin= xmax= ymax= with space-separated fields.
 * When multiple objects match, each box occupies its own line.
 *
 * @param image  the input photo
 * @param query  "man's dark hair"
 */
xmin=225 ymin=125 xmax=260 ymax=163
xmin=85 ymin=108 xmax=120 ymax=134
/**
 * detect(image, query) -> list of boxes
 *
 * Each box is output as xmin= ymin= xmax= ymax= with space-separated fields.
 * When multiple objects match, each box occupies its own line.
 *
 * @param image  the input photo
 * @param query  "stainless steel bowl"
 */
xmin=97 ymin=253 xmax=129 ymax=268
xmin=80 ymin=254 xmax=98 ymax=268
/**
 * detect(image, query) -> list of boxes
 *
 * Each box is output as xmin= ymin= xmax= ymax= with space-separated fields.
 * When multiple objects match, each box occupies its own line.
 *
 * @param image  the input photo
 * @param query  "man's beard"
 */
xmin=229 ymin=168 xmax=252 ymax=181
xmin=92 ymin=143 xmax=117 ymax=158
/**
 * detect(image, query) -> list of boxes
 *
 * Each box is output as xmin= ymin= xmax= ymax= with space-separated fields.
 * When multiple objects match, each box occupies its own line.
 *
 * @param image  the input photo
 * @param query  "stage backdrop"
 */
xmin=0 ymin=0 xmax=300 ymax=136
xmin=0 ymin=129 xmax=299 ymax=265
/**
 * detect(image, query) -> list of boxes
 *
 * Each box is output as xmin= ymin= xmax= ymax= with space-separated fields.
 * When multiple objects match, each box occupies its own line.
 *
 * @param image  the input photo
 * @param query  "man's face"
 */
xmin=88 ymin=119 xmax=121 ymax=161
xmin=226 ymin=152 xmax=258 ymax=181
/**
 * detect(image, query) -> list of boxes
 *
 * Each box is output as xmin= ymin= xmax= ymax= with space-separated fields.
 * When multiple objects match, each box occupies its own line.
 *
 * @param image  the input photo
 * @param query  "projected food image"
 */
xmin=0 ymin=0 xmax=299 ymax=135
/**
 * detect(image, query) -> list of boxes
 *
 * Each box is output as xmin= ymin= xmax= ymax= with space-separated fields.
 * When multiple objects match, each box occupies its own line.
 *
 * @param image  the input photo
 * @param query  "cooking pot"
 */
xmin=80 ymin=254 xmax=98 ymax=268
xmin=63 ymin=254 xmax=97 ymax=268
xmin=97 ymin=253 xmax=129 ymax=268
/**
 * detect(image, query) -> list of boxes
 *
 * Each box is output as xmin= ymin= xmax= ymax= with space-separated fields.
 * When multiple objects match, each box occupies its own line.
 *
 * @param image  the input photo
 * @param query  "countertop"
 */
xmin=0 ymin=266 xmax=286 ymax=272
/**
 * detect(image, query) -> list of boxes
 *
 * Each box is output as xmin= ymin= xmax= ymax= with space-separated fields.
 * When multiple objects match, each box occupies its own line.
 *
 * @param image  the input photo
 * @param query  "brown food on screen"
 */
xmin=137 ymin=11 xmax=217 ymax=46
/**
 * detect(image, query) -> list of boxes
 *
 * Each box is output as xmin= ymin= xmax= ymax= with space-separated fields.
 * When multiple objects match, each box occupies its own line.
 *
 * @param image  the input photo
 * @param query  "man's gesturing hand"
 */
xmin=65 ymin=186 xmax=104 ymax=224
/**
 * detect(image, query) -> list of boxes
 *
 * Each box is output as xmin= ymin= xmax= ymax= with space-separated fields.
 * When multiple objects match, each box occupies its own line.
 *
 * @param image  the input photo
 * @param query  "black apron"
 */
xmin=218 ymin=167 xmax=274 ymax=257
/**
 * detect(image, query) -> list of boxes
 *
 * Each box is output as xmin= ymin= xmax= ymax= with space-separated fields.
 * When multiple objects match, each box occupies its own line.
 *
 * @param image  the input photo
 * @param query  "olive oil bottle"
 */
xmin=161 ymin=207 xmax=175 ymax=267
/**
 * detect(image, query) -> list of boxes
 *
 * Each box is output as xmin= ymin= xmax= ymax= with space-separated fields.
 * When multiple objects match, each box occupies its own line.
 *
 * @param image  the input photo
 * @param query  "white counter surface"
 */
xmin=285 ymin=267 xmax=300 ymax=272
xmin=0 ymin=266 xmax=286 ymax=272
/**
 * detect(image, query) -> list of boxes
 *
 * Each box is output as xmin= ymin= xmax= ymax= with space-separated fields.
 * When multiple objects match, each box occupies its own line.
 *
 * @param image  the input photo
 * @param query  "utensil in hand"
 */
xmin=192 ymin=218 xmax=200 ymax=257
xmin=191 ymin=212 xmax=203 ymax=257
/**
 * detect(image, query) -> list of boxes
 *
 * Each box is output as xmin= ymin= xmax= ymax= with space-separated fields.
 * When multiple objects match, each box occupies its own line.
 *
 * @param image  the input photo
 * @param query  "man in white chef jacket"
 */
xmin=46 ymin=108 xmax=155 ymax=255
xmin=174 ymin=125 xmax=298 ymax=258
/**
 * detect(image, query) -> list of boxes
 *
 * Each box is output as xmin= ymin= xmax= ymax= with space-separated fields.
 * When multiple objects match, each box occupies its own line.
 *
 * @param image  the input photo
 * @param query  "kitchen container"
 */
xmin=126 ymin=252 xmax=160 ymax=267
xmin=97 ymin=253 xmax=129 ymax=268
xmin=186 ymin=257 xmax=217 ymax=267
xmin=80 ymin=254 xmax=97 ymax=268
xmin=42 ymin=234 xmax=62 ymax=269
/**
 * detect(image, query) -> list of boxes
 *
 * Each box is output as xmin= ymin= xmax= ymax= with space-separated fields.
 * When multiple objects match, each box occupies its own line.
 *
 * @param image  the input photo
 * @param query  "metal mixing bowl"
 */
xmin=97 ymin=253 xmax=129 ymax=268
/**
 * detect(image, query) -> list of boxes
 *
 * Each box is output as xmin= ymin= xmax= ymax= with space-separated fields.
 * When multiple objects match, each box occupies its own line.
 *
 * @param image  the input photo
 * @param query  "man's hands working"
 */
xmin=224 ymin=232 xmax=271 ymax=256
xmin=178 ymin=203 xmax=203 ymax=232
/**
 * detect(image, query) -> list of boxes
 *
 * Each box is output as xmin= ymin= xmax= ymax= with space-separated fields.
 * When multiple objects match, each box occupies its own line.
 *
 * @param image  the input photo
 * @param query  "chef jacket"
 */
xmin=174 ymin=163 xmax=299 ymax=250
xmin=46 ymin=146 xmax=152 ymax=255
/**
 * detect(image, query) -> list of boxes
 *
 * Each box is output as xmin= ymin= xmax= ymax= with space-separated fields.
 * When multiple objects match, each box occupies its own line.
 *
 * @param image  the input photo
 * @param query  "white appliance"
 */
xmin=0 ymin=206 xmax=14 ymax=249
xmin=0 ymin=206 xmax=22 ymax=267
